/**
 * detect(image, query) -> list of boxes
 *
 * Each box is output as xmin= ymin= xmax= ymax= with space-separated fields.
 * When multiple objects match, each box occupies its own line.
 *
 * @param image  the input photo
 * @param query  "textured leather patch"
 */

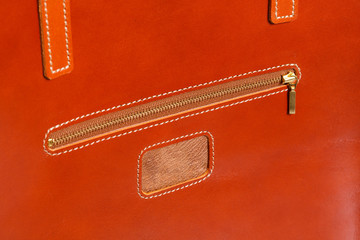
xmin=138 ymin=132 xmax=214 ymax=199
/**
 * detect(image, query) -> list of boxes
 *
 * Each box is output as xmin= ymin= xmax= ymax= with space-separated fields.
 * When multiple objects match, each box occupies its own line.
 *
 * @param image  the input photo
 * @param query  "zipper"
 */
xmin=47 ymin=69 xmax=298 ymax=151
xmin=281 ymin=71 xmax=298 ymax=114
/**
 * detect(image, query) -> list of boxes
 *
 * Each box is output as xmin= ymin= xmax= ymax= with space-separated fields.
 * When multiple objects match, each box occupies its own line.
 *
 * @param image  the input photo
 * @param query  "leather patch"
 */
xmin=38 ymin=0 xmax=73 ymax=79
xmin=138 ymin=131 xmax=215 ymax=199
xmin=269 ymin=0 xmax=298 ymax=24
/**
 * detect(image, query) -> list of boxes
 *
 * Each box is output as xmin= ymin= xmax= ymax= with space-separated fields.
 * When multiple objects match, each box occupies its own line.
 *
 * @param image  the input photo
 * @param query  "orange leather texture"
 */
xmin=269 ymin=0 xmax=298 ymax=24
xmin=1 ymin=1 xmax=359 ymax=240
xmin=38 ymin=0 xmax=73 ymax=79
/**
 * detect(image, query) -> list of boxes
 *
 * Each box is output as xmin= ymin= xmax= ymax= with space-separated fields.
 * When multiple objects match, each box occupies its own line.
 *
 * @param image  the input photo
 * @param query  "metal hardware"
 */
xmin=47 ymin=70 xmax=299 ymax=149
xmin=282 ymin=72 xmax=298 ymax=115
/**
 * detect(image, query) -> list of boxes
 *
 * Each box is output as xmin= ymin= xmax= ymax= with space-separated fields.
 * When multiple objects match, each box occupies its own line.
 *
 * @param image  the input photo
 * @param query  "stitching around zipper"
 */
xmin=48 ymin=76 xmax=282 ymax=149
xmin=43 ymin=63 xmax=301 ymax=156
xmin=44 ymin=88 xmax=288 ymax=156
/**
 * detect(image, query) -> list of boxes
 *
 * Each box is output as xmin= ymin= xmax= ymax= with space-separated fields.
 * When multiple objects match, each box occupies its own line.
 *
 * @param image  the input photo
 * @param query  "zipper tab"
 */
xmin=282 ymin=72 xmax=298 ymax=115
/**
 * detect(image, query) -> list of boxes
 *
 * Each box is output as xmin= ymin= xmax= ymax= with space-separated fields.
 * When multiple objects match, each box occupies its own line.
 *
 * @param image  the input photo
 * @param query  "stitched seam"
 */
xmin=43 ymin=63 xmax=301 ymax=156
xmin=136 ymin=131 xmax=215 ymax=199
xmin=44 ymin=0 xmax=71 ymax=74
xmin=275 ymin=0 xmax=295 ymax=19
xmin=43 ymin=88 xmax=288 ymax=156
xmin=43 ymin=63 xmax=301 ymax=130
xmin=43 ymin=63 xmax=302 ymax=156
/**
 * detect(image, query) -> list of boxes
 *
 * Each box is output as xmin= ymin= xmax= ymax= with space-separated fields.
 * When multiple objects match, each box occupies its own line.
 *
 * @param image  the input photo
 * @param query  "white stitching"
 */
xmin=43 ymin=64 xmax=301 ymax=155
xmin=275 ymin=0 xmax=295 ymax=19
xmin=44 ymin=0 xmax=71 ymax=74
xmin=43 ymin=63 xmax=301 ymax=156
xmin=137 ymin=131 xmax=215 ymax=199
xmin=44 ymin=88 xmax=288 ymax=156
xmin=44 ymin=64 xmax=301 ymax=129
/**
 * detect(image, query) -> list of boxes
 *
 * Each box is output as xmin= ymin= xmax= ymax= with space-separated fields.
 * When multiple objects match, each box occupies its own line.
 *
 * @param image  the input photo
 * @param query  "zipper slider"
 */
xmin=48 ymin=138 xmax=55 ymax=148
xmin=282 ymin=72 xmax=298 ymax=115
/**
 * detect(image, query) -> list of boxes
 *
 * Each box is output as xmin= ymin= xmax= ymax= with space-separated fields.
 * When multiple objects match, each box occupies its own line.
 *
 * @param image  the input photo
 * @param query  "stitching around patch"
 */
xmin=43 ymin=63 xmax=301 ymax=156
xmin=275 ymin=0 xmax=295 ymax=19
xmin=43 ymin=0 xmax=71 ymax=73
xmin=137 ymin=131 xmax=215 ymax=199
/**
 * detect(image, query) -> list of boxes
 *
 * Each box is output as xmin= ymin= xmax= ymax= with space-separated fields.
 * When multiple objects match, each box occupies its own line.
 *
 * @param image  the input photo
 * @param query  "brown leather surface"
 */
xmin=1 ymin=0 xmax=359 ymax=239
xmin=141 ymin=134 xmax=209 ymax=195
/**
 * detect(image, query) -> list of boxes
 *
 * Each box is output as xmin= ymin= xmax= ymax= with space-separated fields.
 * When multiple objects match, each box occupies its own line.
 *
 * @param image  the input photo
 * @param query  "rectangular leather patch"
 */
xmin=38 ymin=0 xmax=73 ymax=79
xmin=269 ymin=0 xmax=298 ymax=24
xmin=138 ymin=132 xmax=214 ymax=199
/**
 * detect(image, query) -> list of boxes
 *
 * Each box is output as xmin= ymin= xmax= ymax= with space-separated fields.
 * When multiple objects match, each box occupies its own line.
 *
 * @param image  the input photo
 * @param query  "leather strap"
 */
xmin=38 ymin=0 xmax=73 ymax=79
xmin=37 ymin=0 xmax=298 ymax=79
xmin=269 ymin=0 xmax=299 ymax=24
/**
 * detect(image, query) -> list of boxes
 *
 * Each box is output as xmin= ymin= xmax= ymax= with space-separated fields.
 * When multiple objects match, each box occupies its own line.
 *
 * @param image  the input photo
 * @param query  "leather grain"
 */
xmin=141 ymin=134 xmax=209 ymax=195
xmin=0 ymin=0 xmax=359 ymax=239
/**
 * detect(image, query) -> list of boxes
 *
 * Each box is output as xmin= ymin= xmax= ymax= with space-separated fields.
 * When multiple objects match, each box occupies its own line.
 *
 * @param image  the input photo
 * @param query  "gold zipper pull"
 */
xmin=48 ymin=138 xmax=55 ymax=148
xmin=282 ymin=72 xmax=298 ymax=115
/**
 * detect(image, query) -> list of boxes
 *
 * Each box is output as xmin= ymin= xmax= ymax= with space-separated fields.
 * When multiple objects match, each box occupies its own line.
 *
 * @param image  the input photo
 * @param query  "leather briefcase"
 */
xmin=1 ymin=0 xmax=359 ymax=239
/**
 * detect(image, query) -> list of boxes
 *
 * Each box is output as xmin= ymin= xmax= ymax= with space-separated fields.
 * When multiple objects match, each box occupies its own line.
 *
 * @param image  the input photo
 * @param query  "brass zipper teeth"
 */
xmin=48 ymin=73 xmax=292 ymax=149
